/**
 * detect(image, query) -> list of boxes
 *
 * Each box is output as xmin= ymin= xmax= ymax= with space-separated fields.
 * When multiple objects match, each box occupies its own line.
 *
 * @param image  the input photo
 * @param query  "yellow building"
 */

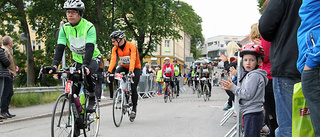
xmin=143 ymin=30 xmax=191 ymax=72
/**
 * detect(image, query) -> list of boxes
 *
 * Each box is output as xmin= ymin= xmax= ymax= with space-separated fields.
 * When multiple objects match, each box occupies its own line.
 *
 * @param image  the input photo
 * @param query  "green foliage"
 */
xmin=175 ymin=1 xmax=204 ymax=60
xmin=10 ymin=91 xmax=62 ymax=108
xmin=257 ymin=0 xmax=266 ymax=14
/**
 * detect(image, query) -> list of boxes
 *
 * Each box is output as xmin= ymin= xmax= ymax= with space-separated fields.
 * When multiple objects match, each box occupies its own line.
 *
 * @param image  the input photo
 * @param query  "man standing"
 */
xmin=258 ymin=0 xmax=302 ymax=136
xmin=1 ymin=36 xmax=15 ymax=118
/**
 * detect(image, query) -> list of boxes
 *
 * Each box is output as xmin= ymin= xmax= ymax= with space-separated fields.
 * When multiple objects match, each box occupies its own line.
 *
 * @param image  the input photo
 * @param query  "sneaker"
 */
xmin=130 ymin=111 xmax=136 ymax=119
xmin=223 ymin=104 xmax=232 ymax=111
xmin=101 ymin=96 xmax=107 ymax=99
xmin=86 ymin=97 xmax=97 ymax=113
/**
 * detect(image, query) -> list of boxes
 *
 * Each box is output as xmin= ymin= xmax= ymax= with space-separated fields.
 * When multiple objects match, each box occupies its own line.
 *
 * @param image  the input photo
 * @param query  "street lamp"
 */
xmin=19 ymin=32 xmax=29 ymax=87
xmin=177 ymin=0 xmax=182 ymax=7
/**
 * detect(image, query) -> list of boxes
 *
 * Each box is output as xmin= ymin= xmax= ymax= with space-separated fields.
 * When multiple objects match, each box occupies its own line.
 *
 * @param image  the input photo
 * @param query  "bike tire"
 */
xmin=85 ymin=96 xmax=100 ymax=137
xmin=169 ymin=85 xmax=173 ymax=102
xmin=164 ymin=84 xmax=168 ymax=103
xmin=51 ymin=93 xmax=75 ymax=137
xmin=203 ymin=84 xmax=208 ymax=102
xmin=113 ymin=89 xmax=123 ymax=127
xmin=197 ymin=83 xmax=201 ymax=98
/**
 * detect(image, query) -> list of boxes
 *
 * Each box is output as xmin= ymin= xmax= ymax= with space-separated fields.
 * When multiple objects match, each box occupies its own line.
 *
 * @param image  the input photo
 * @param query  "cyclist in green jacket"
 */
xmin=48 ymin=0 xmax=101 ymax=112
xmin=172 ymin=59 xmax=181 ymax=96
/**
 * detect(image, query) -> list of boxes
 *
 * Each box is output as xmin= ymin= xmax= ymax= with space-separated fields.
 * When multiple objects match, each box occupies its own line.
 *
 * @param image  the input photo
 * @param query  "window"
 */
xmin=164 ymin=40 xmax=170 ymax=52
xmin=152 ymin=42 xmax=157 ymax=52
xmin=32 ymin=40 xmax=35 ymax=51
xmin=37 ymin=41 xmax=41 ymax=50
xmin=207 ymin=42 xmax=213 ymax=46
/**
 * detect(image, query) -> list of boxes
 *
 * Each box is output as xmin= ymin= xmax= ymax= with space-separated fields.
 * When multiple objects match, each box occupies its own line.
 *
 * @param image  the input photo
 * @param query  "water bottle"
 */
xmin=73 ymin=94 xmax=82 ymax=112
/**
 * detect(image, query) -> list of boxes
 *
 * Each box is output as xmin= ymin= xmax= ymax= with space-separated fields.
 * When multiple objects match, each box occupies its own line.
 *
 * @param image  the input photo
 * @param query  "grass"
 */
xmin=10 ymin=91 xmax=63 ymax=108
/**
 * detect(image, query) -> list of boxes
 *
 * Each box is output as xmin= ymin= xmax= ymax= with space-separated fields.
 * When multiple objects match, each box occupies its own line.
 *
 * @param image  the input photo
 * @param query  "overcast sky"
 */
xmin=181 ymin=0 xmax=261 ymax=40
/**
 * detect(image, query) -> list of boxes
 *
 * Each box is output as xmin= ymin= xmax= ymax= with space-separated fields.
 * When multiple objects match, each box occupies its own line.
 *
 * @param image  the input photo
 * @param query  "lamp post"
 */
xmin=20 ymin=32 xmax=29 ymax=87
xmin=177 ymin=0 xmax=182 ymax=7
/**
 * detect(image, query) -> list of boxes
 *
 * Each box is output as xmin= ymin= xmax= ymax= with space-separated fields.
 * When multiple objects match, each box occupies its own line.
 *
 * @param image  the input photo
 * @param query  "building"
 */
xmin=143 ymin=30 xmax=191 ymax=72
xmin=201 ymin=35 xmax=245 ymax=62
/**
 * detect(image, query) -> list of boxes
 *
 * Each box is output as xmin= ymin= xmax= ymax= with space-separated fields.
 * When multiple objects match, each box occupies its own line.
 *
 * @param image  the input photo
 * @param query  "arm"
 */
xmin=170 ymin=64 xmax=174 ymax=76
xmin=108 ymin=47 xmax=117 ymax=73
xmin=83 ymin=26 xmax=96 ymax=66
xmin=230 ymin=73 xmax=261 ymax=100
xmin=261 ymin=38 xmax=271 ymax=63
xmin=258 ymin=0 xmax=285 ymax=41
xmin=0 ymin=49 xmax=10 ymax=67
xmin=129 ymin=43 xmax=137 ymax=72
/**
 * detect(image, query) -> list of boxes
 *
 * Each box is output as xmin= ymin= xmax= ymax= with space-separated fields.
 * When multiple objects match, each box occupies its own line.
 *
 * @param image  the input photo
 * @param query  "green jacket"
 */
xmin=58 ymin=18 xmax=100 ymax=64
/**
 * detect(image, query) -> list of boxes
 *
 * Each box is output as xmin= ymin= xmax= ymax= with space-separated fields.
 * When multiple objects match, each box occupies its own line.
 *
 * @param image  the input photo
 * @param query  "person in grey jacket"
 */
xmin=221 ymin=43 xmax=268 ymax=137
xmin=0 ymin=37 xmax=11 ymax=121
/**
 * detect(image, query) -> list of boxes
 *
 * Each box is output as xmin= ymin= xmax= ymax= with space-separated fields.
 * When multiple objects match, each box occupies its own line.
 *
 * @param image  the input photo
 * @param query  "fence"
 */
xmin=137 ymin=75 xmax=186 ymax=99
xmin=14 ymin=86 xmax=65 ymax=101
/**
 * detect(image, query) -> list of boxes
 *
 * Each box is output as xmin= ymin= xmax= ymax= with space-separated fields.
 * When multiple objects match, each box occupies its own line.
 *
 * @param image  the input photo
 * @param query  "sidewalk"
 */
xmin=0 ymin=94 xmax=114 ymax=125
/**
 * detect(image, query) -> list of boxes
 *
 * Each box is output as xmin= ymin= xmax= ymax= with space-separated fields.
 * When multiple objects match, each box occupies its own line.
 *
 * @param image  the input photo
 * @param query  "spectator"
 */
xmin=0 ymin=36 xmax=11 ymax=120
xmin=142 ymin=63 xmax=152 ymax=76
xmin=104 ymin=58 xmax=116 ymax=100
xmin=251 ymin=21 xmax=278 ymax=137
xmin=258 ymin=0 xmax=302 ymax=136
xmin=95 ymin=58 xmax=104 ymax=102
xmin=155 ymin=65 xmax=163 ymax=95
xmin=221 ymin=42 xmax=268 ymax=137
xmin=297 ymin=0 xmax=320 ymax=136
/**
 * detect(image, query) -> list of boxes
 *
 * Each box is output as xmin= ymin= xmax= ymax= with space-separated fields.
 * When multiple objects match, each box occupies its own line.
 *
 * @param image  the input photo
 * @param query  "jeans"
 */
xmin=243 ymin=111 xmax=264 ymax=137
xmin=302 ymin=67 xmax=320 ymax=137
xmin=273 ymin=77 xmax=300 ymax=137
xmin=1 ymin=76 xmax=13 ymax=113
xmin=156 ymin=82 xmax=162 ymax=94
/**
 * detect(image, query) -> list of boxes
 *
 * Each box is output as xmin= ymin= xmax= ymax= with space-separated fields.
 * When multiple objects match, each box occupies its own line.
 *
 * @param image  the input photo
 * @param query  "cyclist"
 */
xmin=107 ymin=30 xmax=141 ymax=119
xmin=162 ymin=57 xmax=175 ymax=97
xmin=194 ymin=62 xmax=201 ymax=90
xmin=48 ymin=0 xmax=101 ymax=112
xmin=172 ymin=59 xmax=181 ymax=97
xmin=200 ymin=59 xmax=212 ymax=97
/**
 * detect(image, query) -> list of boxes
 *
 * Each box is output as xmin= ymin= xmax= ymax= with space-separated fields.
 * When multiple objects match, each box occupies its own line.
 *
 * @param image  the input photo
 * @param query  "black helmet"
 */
xmin=173 ymin=59 xmax=177 ymax=62
xmin=109 ymin=30 xmax=125 ymax=39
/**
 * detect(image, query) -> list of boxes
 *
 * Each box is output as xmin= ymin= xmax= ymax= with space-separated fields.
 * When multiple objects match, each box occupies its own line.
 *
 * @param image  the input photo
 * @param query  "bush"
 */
xmin=10 ymin=91 xmax=62 ymax=108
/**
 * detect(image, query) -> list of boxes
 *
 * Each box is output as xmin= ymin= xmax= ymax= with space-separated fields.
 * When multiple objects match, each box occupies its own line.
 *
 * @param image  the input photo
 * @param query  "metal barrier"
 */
xmin=14 ymin=86 xmax=65 ymax=101
xmin=137 ymin=75 xmax=186 ymax=99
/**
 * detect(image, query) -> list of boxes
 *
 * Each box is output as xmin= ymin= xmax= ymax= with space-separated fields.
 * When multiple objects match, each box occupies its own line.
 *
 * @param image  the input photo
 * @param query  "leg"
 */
xmin=243 ymin=112 xmax=264 ymax=137
xmin=176 ymin=79 xmax=180 ymax=95
xmin=263 ymin=79 xmax=277 ymax=137
xmin=1 ymin=77 xmax=10 ymax=114
xmin=302 ymin=67 xmax=320 ymax=136
xmin=131 ymin=68 xmax=141 ymax=112
xmin=273 ymin=77 xmax=300 ymax=137
xmin=109 ymin=82 xmax=114 ymax=99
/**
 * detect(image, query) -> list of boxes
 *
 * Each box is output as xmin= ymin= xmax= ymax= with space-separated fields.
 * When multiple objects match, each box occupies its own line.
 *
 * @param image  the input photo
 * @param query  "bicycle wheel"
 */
xmin=203 ymin=84 xmax=208 ymax=102
xmin=206 ymin=84 xmax=210 ymax=101
xmin=164 ymin=84 xmax=168 ymax=103
xmin=172 ymin=85 xmax=176 ymax=99
xmin=51 ymin=93 xmax=75 ymax=137
xmin=85 ymin=96 xmax=100 ymax=137
xmin=113 ymin=89 xmax=123 ymax=127
xmin=169 ymin=85 xmax=173 ymax=102
xmin=192 ymin=81 xmax=196 ymax=94
xmin=197 ymin=83 xmax=201 ymax=98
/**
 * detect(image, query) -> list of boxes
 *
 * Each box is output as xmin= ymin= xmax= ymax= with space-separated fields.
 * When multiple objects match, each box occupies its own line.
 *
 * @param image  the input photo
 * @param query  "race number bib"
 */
xmin=115 ymin=73 xmax=123 ymax=80
xmin=120 ymin=56 xmax=130 ymax=65
xmin=65 ymin=81 xmax=72 ymax=93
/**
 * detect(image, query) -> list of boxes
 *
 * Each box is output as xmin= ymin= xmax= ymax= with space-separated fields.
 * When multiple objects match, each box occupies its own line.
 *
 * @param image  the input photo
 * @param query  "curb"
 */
xmin=0 ymin=102 xmax=113 ymax=125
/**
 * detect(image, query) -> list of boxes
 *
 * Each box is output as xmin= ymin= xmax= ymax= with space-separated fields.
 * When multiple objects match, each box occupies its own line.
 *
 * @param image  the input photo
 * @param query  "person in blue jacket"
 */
xmin=297 ymin=0 xmax=320 ymax=136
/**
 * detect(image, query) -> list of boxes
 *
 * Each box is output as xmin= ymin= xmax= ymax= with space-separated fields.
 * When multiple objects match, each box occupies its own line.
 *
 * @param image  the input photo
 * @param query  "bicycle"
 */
xmin=163 ymin=76 xmax=173 ymax=103
xmin=200 ymin=77 xmax=211 ymax=102
xmin=172 ymin=77 xmax=178 ymax=99
xmin=194 ymin=75 xmax=202 ymax=98
xmin=107 ymin=72 xmax=135 ymax=127
xmin=39 ymin=65 xmax=100 ymax=137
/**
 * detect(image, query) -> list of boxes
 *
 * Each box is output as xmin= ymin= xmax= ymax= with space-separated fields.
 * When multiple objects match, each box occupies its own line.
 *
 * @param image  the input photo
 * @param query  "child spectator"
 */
xmin=221 ymin=42 xmax=268 ymax=137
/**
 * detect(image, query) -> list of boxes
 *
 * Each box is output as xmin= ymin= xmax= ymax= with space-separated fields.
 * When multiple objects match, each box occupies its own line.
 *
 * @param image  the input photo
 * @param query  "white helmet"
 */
xmin=202 ymin=59 xmax=208 ymax=64
xmin=164 ymin=57 xmax=170 ymax=61
xmin=63 ymin=0 xmax=85 ymax=11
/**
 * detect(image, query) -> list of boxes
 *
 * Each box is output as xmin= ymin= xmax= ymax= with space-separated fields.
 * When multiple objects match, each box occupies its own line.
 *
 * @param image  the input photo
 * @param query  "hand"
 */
xmin=105 ymin=71 xmax=111 ymax=77
xmin=81 ymin=65 xmax=90 ymax=75
xmin=229 ymin=67 xmax=237 ymax=75
xmin=303 ymin=65 xmax=312 ymax=70
xmin=128 ymin=71 xmax=135 ymax=77
xmin=219 ymin=53 xmax=228 ymax=62
xmin=48 ymin=65 xmax=57 ymax=74
xmin=253 ymin=39 xmax=261 ymax=45
xmin=220 ymin=78 xmax=234 ymax=90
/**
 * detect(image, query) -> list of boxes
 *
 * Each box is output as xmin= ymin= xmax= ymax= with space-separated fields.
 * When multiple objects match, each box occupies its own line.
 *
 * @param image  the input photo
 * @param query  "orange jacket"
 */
xmin=108 ymin=41 xmax=141 ymax=72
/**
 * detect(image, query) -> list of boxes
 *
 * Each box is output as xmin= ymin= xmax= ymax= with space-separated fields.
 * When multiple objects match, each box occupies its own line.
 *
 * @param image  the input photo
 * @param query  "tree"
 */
xmin=174 ymin=1 xmax=204 ymax=60
xmin=257 ymin=0 xmax=266 ymax=14
xmin=114 ymin=0 xmax=182 ymax=62
xmin=0 ymin=0 xmax=36 ymax=86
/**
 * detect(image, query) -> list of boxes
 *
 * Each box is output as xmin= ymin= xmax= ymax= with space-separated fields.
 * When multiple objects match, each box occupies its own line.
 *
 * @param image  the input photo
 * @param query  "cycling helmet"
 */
xmin=202 ymin=59 xmax=208 ymax=64
xmin=173 ymin=59 xmax=177 ymax=63
xmin=164 ymin=57 xmax=170 ymax=61
xmin=109 ymin=30 xmax=125 ymax=39
xmin=240 ymin=42 xmax=264 ymax=59
xmin=63 ymin=0 xmax=85 ymax=11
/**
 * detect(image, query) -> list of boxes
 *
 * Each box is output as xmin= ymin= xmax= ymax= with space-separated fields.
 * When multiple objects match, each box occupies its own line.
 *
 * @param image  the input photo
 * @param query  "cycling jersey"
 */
xmin=200 ymin=66 xmax=212 ymax=78
xmin=162 ymin=63 xmax=174 ymax=77
xmin=108 ymin=41 xmax=141 ymax=72
xmin=57 ymin=18 xmax=101 ymax=64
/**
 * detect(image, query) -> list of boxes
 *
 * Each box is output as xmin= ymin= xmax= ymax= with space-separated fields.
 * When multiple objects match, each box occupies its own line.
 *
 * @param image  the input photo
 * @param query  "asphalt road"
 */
xmin=0 ymin=86 xmax=236 ymax=137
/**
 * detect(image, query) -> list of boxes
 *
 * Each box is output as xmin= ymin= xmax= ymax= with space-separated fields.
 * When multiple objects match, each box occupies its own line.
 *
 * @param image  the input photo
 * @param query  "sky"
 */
xmin=181 ymin=0 xmax=262 ymax=40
